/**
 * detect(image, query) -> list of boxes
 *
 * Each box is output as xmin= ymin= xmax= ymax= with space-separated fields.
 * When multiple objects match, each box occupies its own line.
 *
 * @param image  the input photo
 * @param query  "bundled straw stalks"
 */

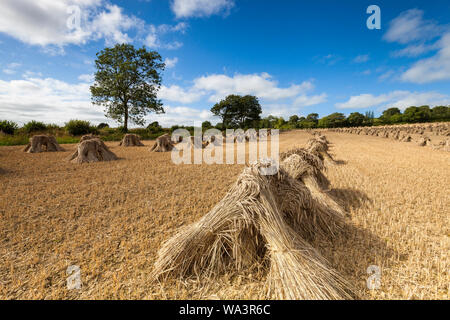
xmin=23 ymin=135 xmax=64 ymax=153
xmin=119 ymin=133 xmax=144 ymax=147
xmin=306 ymin=137 xmax=335 ymax=164
xmin=153 ymin=151 xmax=353 ymax=300
xmin=150 ymin=134 xmax=175 ymax=152
xmin=68 ymin=138 xmax=118 ymax=163
xmin=80 ymin=134 xmax=99 ymax=142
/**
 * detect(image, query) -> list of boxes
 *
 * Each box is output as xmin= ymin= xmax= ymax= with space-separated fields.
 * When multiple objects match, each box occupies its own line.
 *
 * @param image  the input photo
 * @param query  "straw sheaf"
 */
xmin=152 ymin=150 xmax=353 ymax=300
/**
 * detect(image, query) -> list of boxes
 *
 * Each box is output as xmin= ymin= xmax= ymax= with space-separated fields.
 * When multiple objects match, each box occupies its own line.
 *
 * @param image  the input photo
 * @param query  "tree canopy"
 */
xmin=211 ymin=95 xmax=262 ymax=128
xmin=90 ymin=44 xmax=165 ymax=131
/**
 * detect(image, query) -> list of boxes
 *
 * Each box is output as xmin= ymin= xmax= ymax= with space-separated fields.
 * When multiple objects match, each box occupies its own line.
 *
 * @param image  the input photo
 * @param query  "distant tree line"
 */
xmin=205 ymin=94 xmax=450 ymax=130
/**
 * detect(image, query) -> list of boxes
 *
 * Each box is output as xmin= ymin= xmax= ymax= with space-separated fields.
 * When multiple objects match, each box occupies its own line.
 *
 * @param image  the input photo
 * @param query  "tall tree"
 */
xmin=347 ymin=112 xmax=366 ymax=127
xmin=90 ymin=44 xmax=165 ymax=131
xmin=211 ymin=95 xmax=262 ymax=128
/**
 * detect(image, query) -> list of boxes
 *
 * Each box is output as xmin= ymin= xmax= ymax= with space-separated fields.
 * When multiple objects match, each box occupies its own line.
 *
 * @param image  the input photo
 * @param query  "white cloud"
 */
xmin=336 ymin=93 xmax=392 ymax=109
xmin=153 ymin=105 xmax=214 ymax=127
xmin=78 ymin=73 xmax=94 ymax=83
xmin=293 ymin=93 xmax=327 ymax=107
xmin=144 ymin=33 xmax=159 ymax=48
xmin=2 ymin=63 xmax=21 ymax=75
xmin=171 ymin=0 xmax=234 ymax=18
xmin=392 ymin=43 xmax=438 ymax=58
xmin=0 ymin=75 xmax=105 ymax=125
xmin=193 ymin=73 xmax=314 ymax=102
xmin=159 ymin=73 xmax=326 ymax=117
xmin=315 ymin=54 xmax=341 ymax=66
xmin=401 ymin=33 xmax=450 ymax=83
xmin=0 ymin=0 xmax=100 ymax=47
xmin=383 ymin=9 xmax=450 ymax=83
xmin=90 ymin=4 xmax=138 ymax=46
xmin=383 ymin=9 xmax=442 ymax=44
xmin=0 ymin=1 xmax=186 ymax=52
xmin=336 ymin=91 xmax=450 ymax=110
xmin=159 ymin=85 xmax=204 ymax=104
xmin=157 ymin=22 xmax=188 ymax=34
xmin=354 ymin=54 xmax=370 ymax=63
xmin=144 ymin=24 xmax=186 ymax=49
xmin=164 ymin=57 xmax=179 ymax=68
xmin=378 ymin=70 xmax=395 ymax=82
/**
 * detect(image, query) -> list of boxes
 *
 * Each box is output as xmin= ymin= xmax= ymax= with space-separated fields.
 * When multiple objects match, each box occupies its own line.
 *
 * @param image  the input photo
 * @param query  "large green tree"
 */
xmin=318 ymin=112 xmax=347 ymax=128
xmin=90 ymin=44 xmax=165 ymax=131
xmin=347 ymin=112 xmax=366 ymax=127
xmin=211 ymin=94 xmax=262 ymax=128
xmin=431 ymin=106 xmax=450 ymax=120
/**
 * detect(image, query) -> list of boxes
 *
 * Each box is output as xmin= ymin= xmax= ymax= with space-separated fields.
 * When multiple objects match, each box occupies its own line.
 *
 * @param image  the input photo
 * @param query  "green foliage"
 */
xmin=306 ymin=113 xmax=319 ymax=123
xmin=23 ymin=120 xmax=47 ymax=133
xmin=288 ymin=115 xmax=300 ymax=128
xmin=211 ymin=94 xmax=262 ymax=128
xmin=0 ymin=120 xmax=18 ymax=135
xmin=0 ymin=134 xmax=29 ymax=146
xmin=97 ymin=123 xmax=109 ymax=129
xmin=299 ymin=120 xmax=317 ymax=129
xmin=403 ymin=106 xmax=429 ymax=123
xmin=90 ymin=43 xmax=165 ymax=130
xmin=318 ymin=113 xmax=347 ymax=128
xmin=202 ymin=121 xmax=212 ymax=129
xmin=147 ymin=121 xmax=162 ymax=133
xmin=431 ymin=106 xmax=450 ymax=120
xmin=274 ymin=117 xmax=286 ymax=129
xmin=347 ymin=112 xmax=366 ymax=127
xmin=65 ymin=120 xmax=96 ymax=136
xmin=380 ymin=108 xmax=401 ymax=124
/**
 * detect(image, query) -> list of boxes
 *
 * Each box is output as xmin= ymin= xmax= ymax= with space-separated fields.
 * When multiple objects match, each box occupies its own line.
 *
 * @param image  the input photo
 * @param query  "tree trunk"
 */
xmin=124 ymin=103 xmax=129 ymax=132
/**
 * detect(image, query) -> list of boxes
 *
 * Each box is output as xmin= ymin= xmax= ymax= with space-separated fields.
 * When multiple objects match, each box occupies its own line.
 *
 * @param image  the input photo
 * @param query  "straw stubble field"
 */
xmin=0 ymin=130 xmax=448 ymax=299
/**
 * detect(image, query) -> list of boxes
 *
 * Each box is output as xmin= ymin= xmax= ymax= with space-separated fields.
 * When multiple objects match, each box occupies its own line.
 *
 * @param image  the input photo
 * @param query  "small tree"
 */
xmin=431 ymin=106 xmax=450 ymax=120
xmin=347 ymin=112 xmax=365 ymax=127
xmin=90 ymin=44 xmax=165 ymax=131
xmin=65 ymin=120 xmax=95 ymax=136
xmin=0 ymin=120 xmax=18 ymax=135
xmin=23 ymin=121 xmax=47 ymax=133
xmin=202 ymin=121 xmax=212 ymax=130
xmin=381 ymin=107 xmax=401 ymax=124
xmin=288 ymin=115 xmax=299 ymax=128
xmin=211 ymin=95 xmax=262 ymax=128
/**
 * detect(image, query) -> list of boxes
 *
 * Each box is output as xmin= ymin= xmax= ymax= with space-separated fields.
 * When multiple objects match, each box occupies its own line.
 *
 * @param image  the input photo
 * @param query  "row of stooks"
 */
xmin=326 ymin=123 xmax=450 ymax=151
xmin=151 ymin=133 xmax=360 ymax=300
xmin=23 ymin=133 xmax=143 ymax=163
xmin=330 ymin=122 xmax=449 ymax=136
xmin=22 ymin=130 xmax=274 ymax=163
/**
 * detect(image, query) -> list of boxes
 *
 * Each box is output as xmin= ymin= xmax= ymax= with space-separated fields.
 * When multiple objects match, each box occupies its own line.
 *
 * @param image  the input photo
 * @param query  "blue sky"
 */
xmin=1 ymin=0 xmax=450 ymax=127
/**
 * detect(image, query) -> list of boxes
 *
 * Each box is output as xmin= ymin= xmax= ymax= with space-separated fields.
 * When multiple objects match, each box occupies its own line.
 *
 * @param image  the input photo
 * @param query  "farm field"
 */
xmin=0 ymin=130 xmax=448 ymax=300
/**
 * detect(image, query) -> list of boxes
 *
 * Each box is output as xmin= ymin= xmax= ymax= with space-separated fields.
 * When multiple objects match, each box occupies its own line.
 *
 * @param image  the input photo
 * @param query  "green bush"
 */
xmin=97 ymin=123 xmax=109 ymax=129
xmin=23 ymin=120 xmax=47 ymax=133
xmin=65 ymin=120 xmax=95 ymax=136
xmin=147 ymin=121 xmax=162 ymax=133
xmin=0 ymin=120 xmax=18 ymax=135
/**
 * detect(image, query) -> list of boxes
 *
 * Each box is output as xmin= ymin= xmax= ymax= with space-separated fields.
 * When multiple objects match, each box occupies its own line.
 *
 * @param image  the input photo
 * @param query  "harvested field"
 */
xmin=0 ymin=130 xmax=448 ymax=299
